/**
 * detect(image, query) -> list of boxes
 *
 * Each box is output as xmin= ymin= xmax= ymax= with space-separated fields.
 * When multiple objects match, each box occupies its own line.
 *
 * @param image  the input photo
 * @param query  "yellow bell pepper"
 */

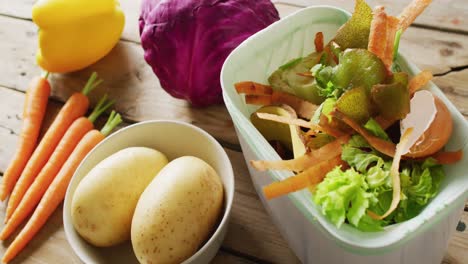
xmin=32 ymin=0 xmax=125 ymax=73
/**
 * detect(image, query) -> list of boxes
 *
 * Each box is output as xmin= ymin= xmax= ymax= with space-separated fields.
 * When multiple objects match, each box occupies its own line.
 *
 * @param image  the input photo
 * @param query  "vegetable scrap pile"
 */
xmin=235 ymin=0 xmax=463 ymax=231
xmin=0 ymin=72 xmax=122 ymax=263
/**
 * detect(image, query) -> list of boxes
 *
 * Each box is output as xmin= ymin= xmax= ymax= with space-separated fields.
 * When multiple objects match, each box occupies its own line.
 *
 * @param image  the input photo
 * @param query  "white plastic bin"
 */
xmin=221 ymin=6 xmax=468 ymax=264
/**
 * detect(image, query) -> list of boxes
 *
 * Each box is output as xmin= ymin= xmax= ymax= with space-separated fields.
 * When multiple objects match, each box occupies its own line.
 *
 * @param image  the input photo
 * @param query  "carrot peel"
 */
xmin=234 ymin=81 xmax=273 ymax=95
xmin=251 ymin=135 xmax=349 ymax=172
xmin=332 ymin=110 xmax=396 ymax=157
xmin=263 ymin=156 xmax=345 ymax=200
xmin=314 ymin=32 xmax=324 ymax=52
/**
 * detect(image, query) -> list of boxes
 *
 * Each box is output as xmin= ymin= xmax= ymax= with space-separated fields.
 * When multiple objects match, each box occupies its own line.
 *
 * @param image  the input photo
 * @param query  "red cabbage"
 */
xmin=139 ymin=0 xmax=280 ymax=107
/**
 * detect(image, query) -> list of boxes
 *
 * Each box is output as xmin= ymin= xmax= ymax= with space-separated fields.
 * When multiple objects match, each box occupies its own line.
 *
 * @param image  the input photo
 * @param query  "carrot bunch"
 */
xmin=4 ymin=72 xmax=101 ymax=222
xmin=0 ymin=72 xmax=122 ymax=263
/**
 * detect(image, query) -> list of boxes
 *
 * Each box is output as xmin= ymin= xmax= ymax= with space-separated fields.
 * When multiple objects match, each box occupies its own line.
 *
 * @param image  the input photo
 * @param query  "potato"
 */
xmin=71 ymin=147 xmax=168 ymax=247
xmin=131 ymin=156 xmax=223 ymax=264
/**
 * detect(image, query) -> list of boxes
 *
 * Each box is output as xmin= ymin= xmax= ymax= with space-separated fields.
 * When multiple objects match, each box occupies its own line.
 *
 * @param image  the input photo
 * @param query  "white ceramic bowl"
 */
xmin=220 ymin=5 xmax=468 ymax=264
xmin=63 ymin=120 xmax=235 ymax=264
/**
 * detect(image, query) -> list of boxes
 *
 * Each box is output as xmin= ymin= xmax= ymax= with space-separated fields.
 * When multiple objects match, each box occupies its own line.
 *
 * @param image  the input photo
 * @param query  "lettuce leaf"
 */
xmin=315 ymin=134 xmax=445 ymax=231
xmin=321 ymin=98 xmax=336 ymax=122
xmin=314 ymin=167 xmax=382 ymax=230
xmin=342 ymin=135 xmax=384 ymax=172
xmin=394 ymin=158 xmax=444 ymax=222
xmin=364 ymin=118 xmax=390 ymax=141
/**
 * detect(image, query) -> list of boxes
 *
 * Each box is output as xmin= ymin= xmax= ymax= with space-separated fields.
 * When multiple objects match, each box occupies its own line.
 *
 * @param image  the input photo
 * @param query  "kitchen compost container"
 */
xmin=220 ymin=6 xmax=468 ymax=264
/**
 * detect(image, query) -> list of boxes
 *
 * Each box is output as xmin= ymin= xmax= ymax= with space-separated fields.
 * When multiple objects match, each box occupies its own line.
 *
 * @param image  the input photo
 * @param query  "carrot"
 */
xmin=1 ymin=74 xmax=51 ymax=201
xmin=1 ymin=111 xmax=122 ymax=263
xmin=4 ymin=72 xmax=101 ymax=222
xmin=0 ymin=96 xmax=114 ymax=240
xmin=263 ymin=155 xmax=345 ymax=200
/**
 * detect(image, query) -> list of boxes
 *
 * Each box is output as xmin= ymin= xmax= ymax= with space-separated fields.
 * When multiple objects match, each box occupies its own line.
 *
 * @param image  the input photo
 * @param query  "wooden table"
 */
xmin=0 ymin=0 xmax=466 ymax=263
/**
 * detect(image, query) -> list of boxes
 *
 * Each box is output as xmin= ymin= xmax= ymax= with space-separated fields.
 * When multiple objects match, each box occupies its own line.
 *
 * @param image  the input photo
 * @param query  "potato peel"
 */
xmin=368 ymin=127 xmax=414 ymax=220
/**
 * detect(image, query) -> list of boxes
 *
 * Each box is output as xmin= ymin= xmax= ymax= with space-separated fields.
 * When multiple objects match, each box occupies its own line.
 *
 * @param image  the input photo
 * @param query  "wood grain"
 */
xmin=444 ymin=213 xmax=468 ymax=264
xmin=1 ymin=0 xmax=467 ymax=43
xmin=433 ymin=69 xmax=468 ymax=118
xmin=211 ymin=250 xmax=256 ymax=264
xmin=0 ymin=201 xmax=82 ymax=264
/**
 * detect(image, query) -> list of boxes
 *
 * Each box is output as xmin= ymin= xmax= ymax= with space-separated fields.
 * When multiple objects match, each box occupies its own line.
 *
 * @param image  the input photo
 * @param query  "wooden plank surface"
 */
xmin=1 ymin=0 xmax=468 ymax=43
xmin=0 ymin=0 xmax=466 ymax=263
xmin=444 ymin=213 xmax=468 ymax=264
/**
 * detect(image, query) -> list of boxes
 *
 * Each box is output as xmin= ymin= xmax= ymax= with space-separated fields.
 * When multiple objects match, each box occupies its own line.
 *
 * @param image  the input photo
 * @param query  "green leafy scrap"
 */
xmin=363 ymin=118 xmax=390 ymax=141
xmin=332 ymin=49 xmax=387 ymax=93
xmin=371 ymin=72 xmax=410 ymax=120
xmin=335 ymin=86 xmax=371 ymax=124
xmin=332 ymin=0 xmax=373 ymax=50
xmin=268 ymin=52 xmax=326 ymax=104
